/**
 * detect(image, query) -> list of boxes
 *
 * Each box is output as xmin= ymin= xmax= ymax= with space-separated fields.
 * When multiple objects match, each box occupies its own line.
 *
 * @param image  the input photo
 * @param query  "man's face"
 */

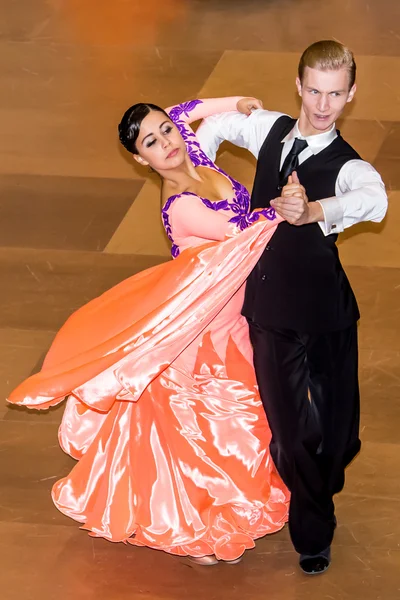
xmin=296 ymin=66 xmax=356 ymax=136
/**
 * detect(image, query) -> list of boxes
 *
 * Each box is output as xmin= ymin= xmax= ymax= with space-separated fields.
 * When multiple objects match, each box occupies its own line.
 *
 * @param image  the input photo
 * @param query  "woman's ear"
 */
xmin=133 ymin=154 xmax=149 ymax=167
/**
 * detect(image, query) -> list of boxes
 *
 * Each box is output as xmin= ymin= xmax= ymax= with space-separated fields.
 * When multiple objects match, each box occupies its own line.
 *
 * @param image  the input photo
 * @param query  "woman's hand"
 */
xmin=281 ymin=172 xmax=307 ymax=200
xmin=237 ymin=97 xmax=264 ymax=116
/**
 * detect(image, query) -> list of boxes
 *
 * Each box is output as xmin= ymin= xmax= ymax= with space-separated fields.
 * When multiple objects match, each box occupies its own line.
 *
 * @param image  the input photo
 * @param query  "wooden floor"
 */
xmin=1 ymin=1 xmax=399 ymax=599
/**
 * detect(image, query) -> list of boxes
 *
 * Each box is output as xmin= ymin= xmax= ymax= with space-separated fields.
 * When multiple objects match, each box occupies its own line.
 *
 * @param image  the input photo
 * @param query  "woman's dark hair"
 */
xmin=118 ymin=103 xmax=170 ymax=154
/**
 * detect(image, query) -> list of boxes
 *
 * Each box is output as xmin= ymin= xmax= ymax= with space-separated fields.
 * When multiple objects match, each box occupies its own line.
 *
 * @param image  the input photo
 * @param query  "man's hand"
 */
xmin=237 ymin=97 xmax=264 ymax=116
xmin=270 ymin=172 xmax=323 ymax=225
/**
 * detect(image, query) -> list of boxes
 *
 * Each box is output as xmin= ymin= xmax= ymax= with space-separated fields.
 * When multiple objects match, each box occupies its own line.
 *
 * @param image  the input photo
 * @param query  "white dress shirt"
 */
xmin=196 ymin=109 xmax=388 ymax=235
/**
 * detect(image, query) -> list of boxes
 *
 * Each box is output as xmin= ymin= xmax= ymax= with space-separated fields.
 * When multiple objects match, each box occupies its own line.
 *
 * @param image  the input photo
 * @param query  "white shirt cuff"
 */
xmin=317 ymin=198 xmax=344 ymax=236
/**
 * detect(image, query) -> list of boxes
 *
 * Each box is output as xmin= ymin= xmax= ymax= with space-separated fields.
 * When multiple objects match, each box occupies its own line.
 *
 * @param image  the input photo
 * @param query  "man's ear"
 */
xmin=295 ymin=77 xmax=303 ymax=97
xmin=347 ymin=83 xmax=357 ymax=103
xmin=133 ymin=154 xmax=149 ymax=167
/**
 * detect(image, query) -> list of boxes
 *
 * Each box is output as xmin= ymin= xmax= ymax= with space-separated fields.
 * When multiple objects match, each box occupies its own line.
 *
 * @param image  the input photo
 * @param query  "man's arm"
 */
xmin=271 ymin=162 xmax=388 ymax=233
xmin=317 ymin=160 xmax=388 ymax=234
xmin=196 ymin=108 xmax=285 ymax=161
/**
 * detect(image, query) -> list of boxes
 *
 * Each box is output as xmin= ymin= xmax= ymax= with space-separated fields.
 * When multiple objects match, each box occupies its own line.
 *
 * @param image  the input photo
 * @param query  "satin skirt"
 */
xmin=8 ymin=217 xmax=289 ymax=560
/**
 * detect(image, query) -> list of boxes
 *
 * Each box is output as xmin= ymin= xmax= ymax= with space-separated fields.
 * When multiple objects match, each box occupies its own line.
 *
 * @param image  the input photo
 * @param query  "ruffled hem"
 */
xmin=77 ymin=500 xmax=288 ymax=561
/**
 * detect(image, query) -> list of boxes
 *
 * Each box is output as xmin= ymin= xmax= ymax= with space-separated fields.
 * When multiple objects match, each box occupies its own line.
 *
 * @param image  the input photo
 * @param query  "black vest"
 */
xmin=242 ymin=115 xmax=361 ymax=332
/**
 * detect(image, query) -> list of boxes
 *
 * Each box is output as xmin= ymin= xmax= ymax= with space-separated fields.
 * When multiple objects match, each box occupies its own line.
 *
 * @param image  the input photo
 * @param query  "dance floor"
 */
xmin=1 ymin=1 xmax=399 ymax=598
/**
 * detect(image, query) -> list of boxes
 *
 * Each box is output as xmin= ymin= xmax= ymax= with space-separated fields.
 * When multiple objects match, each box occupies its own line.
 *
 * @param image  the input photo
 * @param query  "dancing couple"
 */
xmin=8 ymin=40 xmax=387 ymax=575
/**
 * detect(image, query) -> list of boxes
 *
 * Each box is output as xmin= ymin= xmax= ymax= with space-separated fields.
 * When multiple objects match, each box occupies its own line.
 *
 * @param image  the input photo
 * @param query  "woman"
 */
xmin=8 ymin=97 xmax=290 ymax=565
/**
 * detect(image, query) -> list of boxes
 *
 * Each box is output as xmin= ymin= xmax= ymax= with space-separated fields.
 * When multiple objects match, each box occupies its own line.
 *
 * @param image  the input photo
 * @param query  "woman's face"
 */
xmin=134 ymin=110 xmax=186 ymax=172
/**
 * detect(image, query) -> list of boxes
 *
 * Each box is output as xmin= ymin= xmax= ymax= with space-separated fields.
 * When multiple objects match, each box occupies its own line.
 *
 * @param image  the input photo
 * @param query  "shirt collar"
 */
xmin=282 ymin=120 xmax=337 ymax=155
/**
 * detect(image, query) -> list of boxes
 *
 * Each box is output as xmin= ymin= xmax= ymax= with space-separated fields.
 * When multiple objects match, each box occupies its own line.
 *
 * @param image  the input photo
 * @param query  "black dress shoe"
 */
xmin=299 ymin=547 xmax=331 ymax=575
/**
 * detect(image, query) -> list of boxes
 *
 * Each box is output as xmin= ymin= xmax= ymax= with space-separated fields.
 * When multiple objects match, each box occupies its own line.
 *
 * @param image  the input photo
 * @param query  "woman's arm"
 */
xmin=168 ymin=195 xmax=280 ymax=243
xmin=166 ymin=97 xmax=263 ymax=126
xmin=166 ymin=98 xmax=263 ymax=168
xmin=166 ymin=98 xmax=243 ymax=126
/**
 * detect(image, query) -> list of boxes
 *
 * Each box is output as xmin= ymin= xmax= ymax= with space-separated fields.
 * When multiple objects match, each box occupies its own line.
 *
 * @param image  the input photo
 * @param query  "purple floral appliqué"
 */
xmin=228 ymin=207 xmax=277 ymax=231
xmin=168 ymin=100 xmax=203 ymax=123
xmin=168 ymin=100 xmax=214 ymax=169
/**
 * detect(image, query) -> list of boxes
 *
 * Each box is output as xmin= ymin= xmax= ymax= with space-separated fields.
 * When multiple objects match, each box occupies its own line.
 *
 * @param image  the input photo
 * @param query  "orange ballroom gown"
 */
xmin=8 ymin=98 xmax=289 ymax=561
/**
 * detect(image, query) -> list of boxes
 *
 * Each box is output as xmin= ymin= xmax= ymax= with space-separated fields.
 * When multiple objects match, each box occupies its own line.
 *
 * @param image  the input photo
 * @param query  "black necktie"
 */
xmin=279 ymin=138 xmax=308 ymax=187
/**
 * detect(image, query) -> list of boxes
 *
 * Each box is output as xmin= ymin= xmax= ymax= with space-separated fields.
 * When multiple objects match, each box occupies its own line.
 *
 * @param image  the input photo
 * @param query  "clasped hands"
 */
xmin=271 ymin=172 xmax=313 ymax=226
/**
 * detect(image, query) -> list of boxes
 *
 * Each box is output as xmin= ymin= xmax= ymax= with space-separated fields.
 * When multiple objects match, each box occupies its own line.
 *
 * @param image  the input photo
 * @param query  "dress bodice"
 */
xmin=161 ymin=100 xmax=275 ymax=257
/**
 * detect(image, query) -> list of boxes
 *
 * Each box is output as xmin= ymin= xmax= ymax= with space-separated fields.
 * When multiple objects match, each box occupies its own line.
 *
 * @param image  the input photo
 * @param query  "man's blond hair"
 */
xmin=298 ymin=40 xmax=356 ymax=89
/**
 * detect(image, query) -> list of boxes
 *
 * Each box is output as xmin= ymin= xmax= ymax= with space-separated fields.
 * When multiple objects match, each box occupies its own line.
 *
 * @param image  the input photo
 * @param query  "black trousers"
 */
xmin=248 ymin=321 xmax=361 ymax=555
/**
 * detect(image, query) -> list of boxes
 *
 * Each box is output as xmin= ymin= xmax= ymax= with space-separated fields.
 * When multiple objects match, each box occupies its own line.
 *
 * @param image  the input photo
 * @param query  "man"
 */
xmin=197 ymin=40 xmax=388 ymax=575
